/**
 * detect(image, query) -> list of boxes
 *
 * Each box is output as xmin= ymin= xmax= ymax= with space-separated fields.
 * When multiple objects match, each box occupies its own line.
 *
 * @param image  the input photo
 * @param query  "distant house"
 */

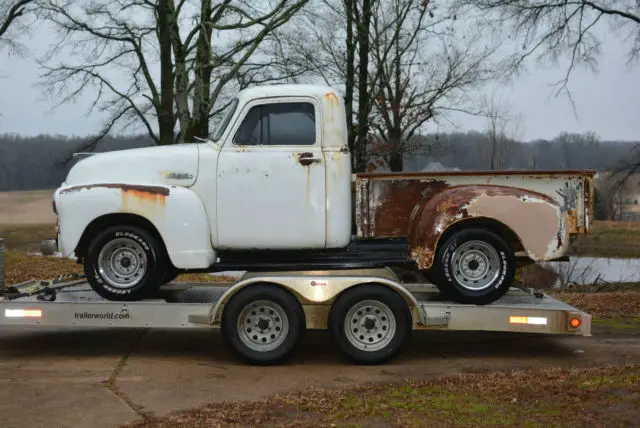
xmin=595 ymin=171 xmax=640 ymax=221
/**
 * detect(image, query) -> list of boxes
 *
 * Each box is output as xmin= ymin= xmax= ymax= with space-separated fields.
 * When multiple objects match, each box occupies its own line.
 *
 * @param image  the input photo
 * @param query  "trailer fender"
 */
xmin=210 ymin=275 xmax=426 ymax=326
xmin=408 ymin=184 xmax=569 ymax=269
xmin=54 ymin=183 xmax=215 ymax=269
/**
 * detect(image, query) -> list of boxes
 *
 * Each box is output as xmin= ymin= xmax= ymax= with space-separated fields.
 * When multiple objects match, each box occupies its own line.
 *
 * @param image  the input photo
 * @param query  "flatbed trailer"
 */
xmin=0 ymin=247 xmax=591 ymax=365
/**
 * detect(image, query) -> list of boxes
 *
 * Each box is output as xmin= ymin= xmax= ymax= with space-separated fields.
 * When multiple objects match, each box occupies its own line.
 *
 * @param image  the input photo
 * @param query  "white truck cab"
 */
xmin=54 ymin=85 xmax=354 ymax=300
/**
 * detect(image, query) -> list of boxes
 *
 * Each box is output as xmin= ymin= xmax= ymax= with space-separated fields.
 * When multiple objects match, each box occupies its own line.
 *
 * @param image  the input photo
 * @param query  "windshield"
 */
xmin=211 ymin=98 xmax=239 ymax=142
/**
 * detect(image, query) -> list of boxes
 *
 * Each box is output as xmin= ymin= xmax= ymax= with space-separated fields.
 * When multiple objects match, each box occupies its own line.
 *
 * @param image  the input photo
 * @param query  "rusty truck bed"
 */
xmin=355 ymin=169 xmax=595 ymax=240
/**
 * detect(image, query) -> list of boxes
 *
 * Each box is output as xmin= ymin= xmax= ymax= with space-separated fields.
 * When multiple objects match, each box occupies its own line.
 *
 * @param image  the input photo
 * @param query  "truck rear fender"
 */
xmin=408 ymin=185 xmax=568 ymax=269
xmin=55 ymin=183 xmax=215 ymax=269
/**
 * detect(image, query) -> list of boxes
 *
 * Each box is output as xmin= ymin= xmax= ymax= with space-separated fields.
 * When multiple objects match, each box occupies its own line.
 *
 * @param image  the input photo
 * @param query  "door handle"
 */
xmin=297 ymin=152 xmax=322 ymax=166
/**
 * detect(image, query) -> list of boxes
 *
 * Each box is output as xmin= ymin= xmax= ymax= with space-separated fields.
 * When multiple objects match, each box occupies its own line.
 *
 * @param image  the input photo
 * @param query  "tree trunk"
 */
xmin=344 ymin=0 xmax=356 ymax=169
xmin=192 ymin=0 xmax=213 ymax=139
xmin=156 ymin=0 xmax=175 ymax=145
xmin=490 ymin=137 xmax=496 ymax=170
xmin=388 ymin=128 xmax=403 ymax=171
xmin=388 ymin=151 xmax=403 ymax=172
xmin=167 ymin=0 xmax=191 ymax=143
xmin=355 ymin=0 xmax=374 ymax=173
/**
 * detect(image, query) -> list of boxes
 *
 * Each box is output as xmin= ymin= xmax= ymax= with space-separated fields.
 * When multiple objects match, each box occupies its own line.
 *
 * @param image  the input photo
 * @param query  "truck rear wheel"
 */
xmin=328 ymin=285 xmax=411 ymax=364
xmin=431 ymin=227 xmax=515 ymax=305
xmin=84 ymin=225 xmax=166 ymax=301
xmin=221 ymin=285 xmax=305 ymax=365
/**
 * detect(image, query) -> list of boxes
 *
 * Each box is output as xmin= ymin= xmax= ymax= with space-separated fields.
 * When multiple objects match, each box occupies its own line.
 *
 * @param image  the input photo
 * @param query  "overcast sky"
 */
xmin=0 ymin=16 xmax=638 ymax=142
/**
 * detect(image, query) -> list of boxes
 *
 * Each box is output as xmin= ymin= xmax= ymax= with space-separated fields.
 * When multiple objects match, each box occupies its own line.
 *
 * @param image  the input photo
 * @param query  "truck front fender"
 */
xmin=55 ymin=183 xmax=215 ymax=269
xmin=408 ymin=185 xmax=569 ymax=269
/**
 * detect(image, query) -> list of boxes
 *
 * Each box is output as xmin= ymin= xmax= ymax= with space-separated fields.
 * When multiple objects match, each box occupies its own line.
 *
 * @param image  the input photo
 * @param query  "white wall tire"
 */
xmin=84 ymin=225 xmax=166 ymax=301
xmin=431 ymin=227 xmax=515 ymax=305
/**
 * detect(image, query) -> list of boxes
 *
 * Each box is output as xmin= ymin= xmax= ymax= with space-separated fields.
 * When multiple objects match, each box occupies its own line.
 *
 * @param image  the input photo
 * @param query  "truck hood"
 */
xmin=64 ymin=143 xmax=200 ymax=187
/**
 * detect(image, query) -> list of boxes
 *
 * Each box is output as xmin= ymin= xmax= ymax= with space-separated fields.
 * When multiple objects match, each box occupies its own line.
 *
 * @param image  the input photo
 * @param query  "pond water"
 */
xmin=539 ymin=257 xmax=640 ymax=285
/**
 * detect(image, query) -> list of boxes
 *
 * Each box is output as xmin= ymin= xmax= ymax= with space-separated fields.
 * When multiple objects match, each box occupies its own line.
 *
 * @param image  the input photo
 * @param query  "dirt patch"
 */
xmin=0 ymin=190 xmax=57 ymax=225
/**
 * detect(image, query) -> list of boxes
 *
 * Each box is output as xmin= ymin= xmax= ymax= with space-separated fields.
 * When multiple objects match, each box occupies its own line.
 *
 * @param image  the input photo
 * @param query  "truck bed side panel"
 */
xmin=355 ymin=170 xmax=594 ymax=239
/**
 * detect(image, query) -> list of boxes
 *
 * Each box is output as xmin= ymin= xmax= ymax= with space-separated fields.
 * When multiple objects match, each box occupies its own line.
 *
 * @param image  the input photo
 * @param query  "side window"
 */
xmin=233 ymin=105 xmax=261 ymax=146
xmin=266 ymin=103 xmax=315 ymax=146
xmin=233 ymin=102 xmax=316 ymax=146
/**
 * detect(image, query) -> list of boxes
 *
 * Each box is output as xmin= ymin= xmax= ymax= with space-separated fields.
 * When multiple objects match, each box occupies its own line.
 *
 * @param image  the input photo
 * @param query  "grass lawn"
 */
xmin=0 ymin=223 xmax=56 ymax=251
xmin=129 ymin=364 xmax=640 ymax=427
xmin=573 ymin=220 xmax=640 ymax=258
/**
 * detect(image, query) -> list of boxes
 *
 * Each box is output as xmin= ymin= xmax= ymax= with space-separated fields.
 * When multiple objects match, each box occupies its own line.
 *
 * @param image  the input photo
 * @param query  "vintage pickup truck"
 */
xmin=52 ymin=84 xmax=595 ymax=304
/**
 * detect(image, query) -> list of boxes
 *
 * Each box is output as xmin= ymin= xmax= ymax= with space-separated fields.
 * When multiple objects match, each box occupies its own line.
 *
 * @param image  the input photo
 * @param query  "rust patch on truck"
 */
xmin=358 ymin=178 xmax=449 ymax=237
xmin=324 ymin=91 xmax=340 ymax=106
xmin=119 ymin=185 xmax=168 ymax=217
xmin=60 ymin=183 xmax=170 ymax=196
xmin=407 ymin=185 xmax=564 ymax=269
xmin=297 ymin=152 xmax=320 ymax=167
xmin=121 ymin=188 xmax=167 ymax=205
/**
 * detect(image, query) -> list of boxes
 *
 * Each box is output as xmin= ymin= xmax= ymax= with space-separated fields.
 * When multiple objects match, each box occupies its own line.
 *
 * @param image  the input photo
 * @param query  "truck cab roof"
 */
xmin=237 ymin=83 xmax=340 ymax=105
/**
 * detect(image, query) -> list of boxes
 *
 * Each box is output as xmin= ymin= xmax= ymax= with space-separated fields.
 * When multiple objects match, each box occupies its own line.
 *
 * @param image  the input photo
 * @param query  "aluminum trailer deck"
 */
xmin=0 ymin=265 xmax=591 ymax=365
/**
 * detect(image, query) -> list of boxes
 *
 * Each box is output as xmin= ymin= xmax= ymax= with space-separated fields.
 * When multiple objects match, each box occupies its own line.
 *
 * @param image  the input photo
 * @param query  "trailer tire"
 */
xmin=431 ymin=227 xmax=514 ymax=305
xmin=84 ymin=225 xmax=166 ymax=301
xmin=222 ymin=285 xmax=305 ymax=365
xmin=329 ymin=285 xmax=411 ymax=365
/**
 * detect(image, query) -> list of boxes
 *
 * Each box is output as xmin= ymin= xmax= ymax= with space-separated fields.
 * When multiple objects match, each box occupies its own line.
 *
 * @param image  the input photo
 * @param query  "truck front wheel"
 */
xmin=83 ymin=225 xmax=166 ymax=301
xmin=430 ymin=227 xmax=515 ymax=305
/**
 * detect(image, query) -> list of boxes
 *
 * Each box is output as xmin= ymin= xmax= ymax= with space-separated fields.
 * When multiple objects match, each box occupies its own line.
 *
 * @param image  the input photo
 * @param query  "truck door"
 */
xmin=216 ymin=97 xmax=327 ymax=249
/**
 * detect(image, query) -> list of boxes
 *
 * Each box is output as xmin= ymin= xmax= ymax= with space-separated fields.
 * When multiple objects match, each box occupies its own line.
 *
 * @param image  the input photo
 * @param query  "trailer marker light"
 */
xmin=570 ymin=317 xmax=581 ymax=328
xmin=5 ymin=309 xmax=42 ymax=318
xmin=509 ymin=316 xmax=547 ymax=325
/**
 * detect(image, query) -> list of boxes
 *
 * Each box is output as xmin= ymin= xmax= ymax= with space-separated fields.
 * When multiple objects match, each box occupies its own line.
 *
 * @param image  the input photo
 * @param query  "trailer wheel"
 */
xmin=84 ymin=225 xmax=165 ymax=301
xmin=431 ymin=227 xmax=515 ymax=305
xmin=329 ymin=285 xmax=411 ymax=365
xmin=222 ymin=285 xmax=305 ymax=365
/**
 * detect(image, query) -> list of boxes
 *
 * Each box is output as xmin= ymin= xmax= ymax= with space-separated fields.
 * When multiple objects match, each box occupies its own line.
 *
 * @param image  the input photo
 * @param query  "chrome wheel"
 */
xmin=451 ymin=240 xmax=501 ymax=291
xmin=237 ymin=300 xmax=289 ymax=353
xmin=344 ymin=300 xmax=396 ymax=352
xmin=97 ymin=238 xmax=148 ymax=289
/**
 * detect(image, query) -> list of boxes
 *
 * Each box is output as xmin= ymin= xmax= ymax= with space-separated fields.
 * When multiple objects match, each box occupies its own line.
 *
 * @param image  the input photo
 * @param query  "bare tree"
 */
xmin=453 ymin=1 xmax=640 ymax=179
xmin=38 ymin=0 xmax=308 ymax=150
xmin=272 ymin=0 xmax=382 ymax=171
xmin=481 ymin=92 xmax=521 ymax=170
xmin=0 ymin=1 xmax=35 ymax=46
xmin=453 ymin=1 xmax=640 ymax=93
xmin=276 ymin=0 xmax=507 ymax=172
xmin=368 ymin=0 xmax=506 ymax=171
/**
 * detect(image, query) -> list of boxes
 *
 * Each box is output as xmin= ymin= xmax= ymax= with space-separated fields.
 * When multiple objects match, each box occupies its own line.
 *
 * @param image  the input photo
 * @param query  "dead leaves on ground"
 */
xmin=126 ymin=364 xmax=640 ymax=428
xmin=4 ymin=251 xmax=82 ymax=284
xmin=557 ymin=291 xmax=640 ymax=318
xmin=3 ymin=251 xmax=234 ymax=285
